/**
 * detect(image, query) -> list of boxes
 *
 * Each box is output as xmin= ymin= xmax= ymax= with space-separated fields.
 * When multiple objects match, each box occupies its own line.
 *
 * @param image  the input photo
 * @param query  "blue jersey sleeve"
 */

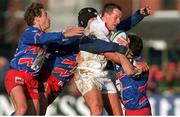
xmin=22 ymin=32 xmax=64 ymax=45
xmin=47 ymin=35 xmax=128 ymax=54
xmin=116 ymin=10 xmax=144 ymax=31
xmin=79 ymin=36 xmax=128 ymax=54
xmin=21 ymin=27 xmax=64 ymax=45
xmin=47 ymin=36 xmax=80 ymax=54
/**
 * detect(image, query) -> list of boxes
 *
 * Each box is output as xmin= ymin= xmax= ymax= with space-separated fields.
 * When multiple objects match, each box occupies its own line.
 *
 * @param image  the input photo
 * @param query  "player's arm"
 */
xmin=46 ymin=35 xmax=129 ymax=55
xmin=22 ymin=31 xmax=64 ymax=44
xmin=23 ymin=27 xmax=84 ymax=45
xmin=103 ymin=52 xmax=138 ymax=76
xmin=46 ymin=36 xmax=80 ymax=53
xmin=79 ymin=36 xmax=128 ymax=54
xmin=116 ymin=6 xmax=152 ymax=31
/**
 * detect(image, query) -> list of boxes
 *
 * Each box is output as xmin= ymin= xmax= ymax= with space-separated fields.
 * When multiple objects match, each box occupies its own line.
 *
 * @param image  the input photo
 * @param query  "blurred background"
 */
xmin=0 ymin=0 xmax=180 ymax=115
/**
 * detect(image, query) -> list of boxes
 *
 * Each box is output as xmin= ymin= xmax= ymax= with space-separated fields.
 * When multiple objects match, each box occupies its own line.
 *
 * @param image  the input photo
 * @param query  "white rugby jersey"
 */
xmin=77 ymin=16 xmax=110 ymax=72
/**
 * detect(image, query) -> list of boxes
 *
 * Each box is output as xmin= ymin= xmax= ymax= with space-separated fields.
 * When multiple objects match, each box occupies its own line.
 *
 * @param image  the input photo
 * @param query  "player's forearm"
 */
xmin=79 ymin=36 xmax=128 ymax=54
xmin=116 ymin=10 xmax=144 ymax=31
xmin=117 ymin=53 xmax=137 ymax=76
xmin=107 ymin=52 xmax=138 ymax=76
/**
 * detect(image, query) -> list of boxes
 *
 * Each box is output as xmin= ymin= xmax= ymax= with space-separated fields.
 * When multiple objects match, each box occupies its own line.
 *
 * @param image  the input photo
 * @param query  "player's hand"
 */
xmin=116 ymin=37 xmax=130 ymax=47
xmin=140 ymin=5 xmax=152 ymax=16
xmin=134 ymin=61 xmax=149 ymax=72
xmin=64 ymin=26 xmax=84 ymax=38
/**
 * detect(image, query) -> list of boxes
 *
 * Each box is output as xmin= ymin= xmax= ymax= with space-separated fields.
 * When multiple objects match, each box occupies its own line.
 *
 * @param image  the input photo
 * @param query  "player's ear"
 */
xmin=35 ymin=17 xmax=41 ymax=23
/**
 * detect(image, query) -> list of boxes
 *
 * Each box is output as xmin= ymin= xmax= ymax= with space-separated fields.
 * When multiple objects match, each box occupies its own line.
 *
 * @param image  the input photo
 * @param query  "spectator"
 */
xmin=148 ymin=64 xmax=164 ymax=94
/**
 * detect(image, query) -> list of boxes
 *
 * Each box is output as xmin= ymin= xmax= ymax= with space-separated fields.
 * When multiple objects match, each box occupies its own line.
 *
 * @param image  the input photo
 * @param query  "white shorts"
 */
xmin=98 ymin=70 xmax=117 ymax=94
xmin=74 ymin=68 xmax=117 ymax=95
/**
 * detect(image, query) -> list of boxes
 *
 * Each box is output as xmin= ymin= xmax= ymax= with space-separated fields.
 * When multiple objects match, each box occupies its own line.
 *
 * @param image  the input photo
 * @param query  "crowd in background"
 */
xmin=148 ymin=61 xmax=180 ymax=95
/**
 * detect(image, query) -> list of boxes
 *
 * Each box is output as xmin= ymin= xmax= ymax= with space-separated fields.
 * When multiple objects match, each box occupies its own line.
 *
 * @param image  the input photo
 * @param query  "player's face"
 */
xmin=36 ymin=9 xmax=51 ymax=31
xmin=104 ymin=8 xmax=122 ymax=32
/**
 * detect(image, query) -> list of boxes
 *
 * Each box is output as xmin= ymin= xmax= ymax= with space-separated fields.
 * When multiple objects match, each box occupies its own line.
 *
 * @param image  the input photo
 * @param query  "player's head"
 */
xmin=24 ymin=2 xmax=50 ymax=31
xmin=128 ymin=34 xmax=143 ymax=58
xmin=101 ymin=3 xmax=122 ymax=32
xmin=78 ymin=7 xmax=99 ymax=28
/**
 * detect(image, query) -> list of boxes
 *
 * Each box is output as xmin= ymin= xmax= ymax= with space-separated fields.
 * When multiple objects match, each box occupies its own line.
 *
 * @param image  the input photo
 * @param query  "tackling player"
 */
xmin=37 ymin=34 xmax=131 ymax=115
xmin=4 ymin=2 xmax=84 ymax=115
xmin=115 ymin=34 xmax=152 ymax=115
xmin=74 ymin=3 xmax=151 ymax=115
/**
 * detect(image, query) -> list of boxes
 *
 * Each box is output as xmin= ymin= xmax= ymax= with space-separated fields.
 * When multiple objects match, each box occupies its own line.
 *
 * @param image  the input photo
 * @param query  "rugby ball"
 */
xmin=111 ymin=31 xmax=128 ymax=45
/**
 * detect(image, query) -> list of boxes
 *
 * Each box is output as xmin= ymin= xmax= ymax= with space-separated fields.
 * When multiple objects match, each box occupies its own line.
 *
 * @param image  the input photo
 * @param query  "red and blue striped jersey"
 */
xmin=115 ymin=57 xmax=151 ymax=110
xmin=10 ymin=26 xmax=64 ymax=76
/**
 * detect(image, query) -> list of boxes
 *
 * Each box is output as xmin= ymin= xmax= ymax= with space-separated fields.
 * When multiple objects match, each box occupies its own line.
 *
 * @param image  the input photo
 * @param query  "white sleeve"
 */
xmin=88 ymin=17 xmax=109 ymax=41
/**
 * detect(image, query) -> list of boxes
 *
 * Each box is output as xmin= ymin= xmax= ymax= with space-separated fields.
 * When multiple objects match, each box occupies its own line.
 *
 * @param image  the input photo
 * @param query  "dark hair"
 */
xmin=128 ymin=34 xmax=143 ymax=57
xmin=78 ymin=7 xmax=99 ymax=28
xmin=102 ymin=3 xmax=122 ymax=16
xmin=24 ymin=2 xmax=44 ymax=26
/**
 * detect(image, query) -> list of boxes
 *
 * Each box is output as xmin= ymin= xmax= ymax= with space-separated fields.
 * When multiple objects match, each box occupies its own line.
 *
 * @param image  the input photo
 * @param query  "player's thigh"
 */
xmin=10 ymin=85 xmax=27 ymax=109
xmin=83 ymin=89 xmax=103 ymax=108
xmin=103 ymin=93 xmax=123 ymax=115
xmin=39 ymin=92 xmax=48 ymax=115
xmin=27 ymin=99 xmax=40 ymax=115
xmin=103 ymin=93 xmax=121 ymax=107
